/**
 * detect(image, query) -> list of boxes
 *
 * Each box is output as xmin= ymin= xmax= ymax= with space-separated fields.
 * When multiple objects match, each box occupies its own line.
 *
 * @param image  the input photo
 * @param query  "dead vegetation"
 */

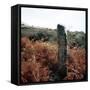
xmin=21 ymin=36 xmax=58 ymax=83
xmin=64 ymin=48 xmax=86 ymax=80
xmin=21 ymin=36 xmax=86 ymax=84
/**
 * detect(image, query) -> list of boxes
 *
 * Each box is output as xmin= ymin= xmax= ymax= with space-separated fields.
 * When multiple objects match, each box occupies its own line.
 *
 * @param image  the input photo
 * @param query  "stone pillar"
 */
xmin=55 ymin=24 xmax=67 ymax=80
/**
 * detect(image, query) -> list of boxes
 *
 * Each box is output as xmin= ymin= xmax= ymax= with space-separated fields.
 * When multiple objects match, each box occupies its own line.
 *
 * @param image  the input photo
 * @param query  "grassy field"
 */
xmin=20 ymin=24 xmax=86 ymax=83
xmin=21 ymin=36 xmax=86 ymax=83
xmin=21 ymin=37 xmax=58 ymax=83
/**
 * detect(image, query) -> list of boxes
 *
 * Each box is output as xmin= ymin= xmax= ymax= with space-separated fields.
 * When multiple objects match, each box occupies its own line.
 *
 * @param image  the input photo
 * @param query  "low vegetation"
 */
xmin=21 ymin=24 xmax=86 ymax=84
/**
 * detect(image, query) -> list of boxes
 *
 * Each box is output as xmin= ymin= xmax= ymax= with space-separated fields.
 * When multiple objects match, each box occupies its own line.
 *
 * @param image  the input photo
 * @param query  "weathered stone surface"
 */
xmin=55 ymin=24 xmax=67 ymax=80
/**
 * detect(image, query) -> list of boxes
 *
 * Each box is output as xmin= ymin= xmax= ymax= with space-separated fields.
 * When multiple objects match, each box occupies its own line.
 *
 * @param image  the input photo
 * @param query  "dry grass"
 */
xmin=21 ymin=36 xmax=58 ymax=83
xmin=64 ymin=48 xmax=86 ymax=80
xmin=21 ymin=36 xmax=86 ymax=83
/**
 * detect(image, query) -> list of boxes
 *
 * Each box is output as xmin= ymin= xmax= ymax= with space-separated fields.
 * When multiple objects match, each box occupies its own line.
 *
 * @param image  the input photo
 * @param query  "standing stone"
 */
xmin=55 ymin=24 xmax=67 ymax=80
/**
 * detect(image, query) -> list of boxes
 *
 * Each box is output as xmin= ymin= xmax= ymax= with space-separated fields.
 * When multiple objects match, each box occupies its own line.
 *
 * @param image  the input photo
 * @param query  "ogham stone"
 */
xmin=54 ymin=24 xmax=67 ymax=80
